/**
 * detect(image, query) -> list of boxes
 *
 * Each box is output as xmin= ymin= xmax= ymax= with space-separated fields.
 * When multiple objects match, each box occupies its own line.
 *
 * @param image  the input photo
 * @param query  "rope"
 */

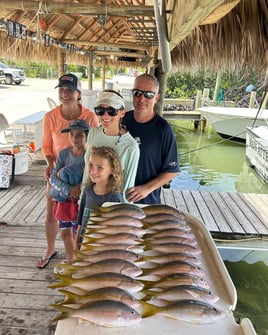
xmin=43 ymin=2 xmax=49 ymax=14
xmin=170 ymin=123 xmax=245 ymax=157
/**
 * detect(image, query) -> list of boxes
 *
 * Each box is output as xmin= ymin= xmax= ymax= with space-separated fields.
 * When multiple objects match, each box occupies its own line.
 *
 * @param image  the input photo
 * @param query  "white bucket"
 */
xmin=14 ymin=150 xmax=28 ymax=175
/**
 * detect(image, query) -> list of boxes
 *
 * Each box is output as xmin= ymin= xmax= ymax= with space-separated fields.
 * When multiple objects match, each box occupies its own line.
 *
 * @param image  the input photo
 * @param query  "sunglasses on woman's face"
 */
xmin=132 ymin=89 xmax=156 ymax=99
xmin=94 ymin=106 xmax=119 ymax=116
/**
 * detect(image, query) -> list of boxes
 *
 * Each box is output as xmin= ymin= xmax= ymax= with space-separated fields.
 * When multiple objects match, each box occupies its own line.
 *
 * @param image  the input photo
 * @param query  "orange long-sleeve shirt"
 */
xmin=41 ymin=105 xmax=99 ymax=162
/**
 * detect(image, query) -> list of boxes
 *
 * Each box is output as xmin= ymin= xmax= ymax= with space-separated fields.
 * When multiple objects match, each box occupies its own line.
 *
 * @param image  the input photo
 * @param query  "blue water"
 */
xmin=169 ymin=121 xmax=268 ymax=194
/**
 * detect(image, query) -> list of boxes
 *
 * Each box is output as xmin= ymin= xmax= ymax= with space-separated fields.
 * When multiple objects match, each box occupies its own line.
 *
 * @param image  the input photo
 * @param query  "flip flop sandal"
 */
xmin=37 ymin=251 xmax=57 ymax=269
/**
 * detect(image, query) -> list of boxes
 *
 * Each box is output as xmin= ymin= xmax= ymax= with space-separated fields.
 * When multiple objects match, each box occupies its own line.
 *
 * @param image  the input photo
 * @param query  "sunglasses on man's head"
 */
xmin=94 ymin=106 xmax=120 ymax=116
xmin=132 ymin=89 xmax=156 ymax=99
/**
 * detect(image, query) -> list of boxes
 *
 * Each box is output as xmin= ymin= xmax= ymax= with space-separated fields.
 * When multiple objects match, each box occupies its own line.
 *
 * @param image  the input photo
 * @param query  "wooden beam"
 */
xmin=0 ymin=1 xmax=155 ymax=17
xmin=87 ymin=52 xmax=93 ymax=90
xmin=93 ymin=50 xmax=146 ymax=58
xmin=62 ymin=39 xmax=147 ymax=52
xmin=57 ymin=48 xmax=65 ymax=77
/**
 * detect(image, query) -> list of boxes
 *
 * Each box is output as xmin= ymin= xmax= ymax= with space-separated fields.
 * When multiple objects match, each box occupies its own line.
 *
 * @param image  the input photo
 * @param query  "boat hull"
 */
xmin=246 ymin=126 xmax=268 ymax=183
xmin=199 ymin=107 xmax=268 ymax=141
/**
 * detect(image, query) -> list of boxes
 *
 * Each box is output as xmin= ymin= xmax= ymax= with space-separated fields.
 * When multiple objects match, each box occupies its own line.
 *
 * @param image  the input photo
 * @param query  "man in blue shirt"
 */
xmin=122 ymin=73 xmax=179 ymax=204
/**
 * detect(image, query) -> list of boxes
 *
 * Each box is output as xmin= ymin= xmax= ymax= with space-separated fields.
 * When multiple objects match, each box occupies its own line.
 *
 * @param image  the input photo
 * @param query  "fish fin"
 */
xmin=138 ymin=274 xmax=160 ymax=282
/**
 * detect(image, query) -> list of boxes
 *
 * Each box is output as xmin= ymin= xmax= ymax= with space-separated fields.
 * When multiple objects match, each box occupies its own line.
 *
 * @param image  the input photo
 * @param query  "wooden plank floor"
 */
xmin=161 ymin=189 xmax=268 ymax=236
xmin=0 ymin=184 xmax=64 ymax=335
xmin=1 ymin=183 xmax=268 ymax=334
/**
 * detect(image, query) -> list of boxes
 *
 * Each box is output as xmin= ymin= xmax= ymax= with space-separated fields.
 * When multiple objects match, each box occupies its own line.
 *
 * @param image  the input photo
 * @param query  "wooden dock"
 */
xmin=1 ymin=164 xmax=268 ymax=334
xmin=162 ymin=110 xmax=201 ymax=121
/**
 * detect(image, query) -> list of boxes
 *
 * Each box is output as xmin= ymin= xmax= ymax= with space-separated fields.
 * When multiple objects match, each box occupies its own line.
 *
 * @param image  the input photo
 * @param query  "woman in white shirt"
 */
xmin=81 ymin=89 xmax=140 ymax=202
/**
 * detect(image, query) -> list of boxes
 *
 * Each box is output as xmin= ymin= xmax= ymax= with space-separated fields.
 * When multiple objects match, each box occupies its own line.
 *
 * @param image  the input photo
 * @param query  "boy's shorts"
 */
xmin=58 ymin=220 xmax=78 ymax=234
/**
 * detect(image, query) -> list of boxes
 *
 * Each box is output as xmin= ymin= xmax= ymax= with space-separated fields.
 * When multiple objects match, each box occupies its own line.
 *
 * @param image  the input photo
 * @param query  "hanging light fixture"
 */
xmin=0 ymin=19 xmax=7 ymax=30
xmin=97 ymin=3 xmax=108 ymax=26
xmin=97 ymin=14 xmax=107 ymax=26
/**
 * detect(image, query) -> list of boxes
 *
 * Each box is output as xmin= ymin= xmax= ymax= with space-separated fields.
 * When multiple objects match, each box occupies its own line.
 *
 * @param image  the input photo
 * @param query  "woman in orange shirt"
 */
xmin=37 ymin=73 xmax=98 ymax=269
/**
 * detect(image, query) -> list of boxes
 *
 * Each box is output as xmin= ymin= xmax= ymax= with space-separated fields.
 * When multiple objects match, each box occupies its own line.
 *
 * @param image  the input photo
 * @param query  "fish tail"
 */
xmin=140 ymin=289 xmax=154 ymax=301
xmin=87 ymin=216 xmax=105 ymax=222
xmin=50 ymin=312 xmax=69 ymax=323
xmin=141 ymin=255 xmax=150 ymax=263
xmin=58 ymin=289 xmax=76 ymax=304
xmin=140 ymin=267 xmax=152 ymax=276
xmin=91 ymin=206 xmax=108 ymax=214
xmin=51 ymin=303 xmax=67 ymax=311
xmin=54 ymin=262 xmax=76 ymax=270
xmin=79 ymin=243 xmax=94 ymax=250
xmin=143 ymin=244 xmax=152 ymax=252
xmin=139 ymin=300 xmax=159 ymax=318
xmin=48 ymin=274 xmax=72 ymax=289
xmin=73 ymin=250 xmax=87 ymax=258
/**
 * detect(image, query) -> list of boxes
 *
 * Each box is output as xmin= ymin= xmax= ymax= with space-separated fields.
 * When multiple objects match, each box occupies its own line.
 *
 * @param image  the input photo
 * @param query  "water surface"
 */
xmin=170 ymin=121 xmax=268 ymax=194
xmin=169 ymin=121 xmax=268 ymax=335
xmin=219 ymin=248 xmax=268 ymax=335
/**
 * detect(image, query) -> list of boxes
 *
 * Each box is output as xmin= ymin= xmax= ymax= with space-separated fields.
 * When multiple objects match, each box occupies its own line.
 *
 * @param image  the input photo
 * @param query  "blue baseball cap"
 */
xmin=61 ymin=119 xmax=90 ymax=133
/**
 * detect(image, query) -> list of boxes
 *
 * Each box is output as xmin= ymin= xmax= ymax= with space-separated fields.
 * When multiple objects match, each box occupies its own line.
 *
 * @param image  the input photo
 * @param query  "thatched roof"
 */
xmin=171 ymin=0 xmax=268 ymax=72
xmin=0 ymin=0 xmax=267 ymax=72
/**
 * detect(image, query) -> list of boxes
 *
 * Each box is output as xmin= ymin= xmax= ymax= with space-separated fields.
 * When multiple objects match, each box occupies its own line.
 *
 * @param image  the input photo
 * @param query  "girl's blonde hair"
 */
xmin=87 ymin=146 xmax=123 ymax=193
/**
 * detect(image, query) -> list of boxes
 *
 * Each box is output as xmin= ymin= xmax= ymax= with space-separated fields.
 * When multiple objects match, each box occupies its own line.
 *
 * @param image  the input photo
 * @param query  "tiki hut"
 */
xmin=0 ymin=0 xmax=267 ymax=75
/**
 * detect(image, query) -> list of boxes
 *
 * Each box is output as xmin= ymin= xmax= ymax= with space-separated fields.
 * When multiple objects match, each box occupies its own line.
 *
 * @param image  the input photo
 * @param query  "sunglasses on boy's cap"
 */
xmin=94 ymin=106 xmax=120 ymax=116
xmin=132 ymin=89 xmax=156 ymax=99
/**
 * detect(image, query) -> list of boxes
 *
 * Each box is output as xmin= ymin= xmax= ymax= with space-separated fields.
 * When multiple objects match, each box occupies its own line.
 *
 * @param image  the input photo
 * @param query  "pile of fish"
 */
xmin=49 ymin=203 xmax=226 ymax=327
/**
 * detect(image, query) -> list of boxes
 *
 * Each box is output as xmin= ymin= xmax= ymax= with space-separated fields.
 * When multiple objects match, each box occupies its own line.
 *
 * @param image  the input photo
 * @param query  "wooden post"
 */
xmin=87 ymin=52 xmax=93 ymax=90
xmin=101 ymin=57 xmax=105 ymax=89
xmin=249 ymin=91 xmax=257 ymax=108
xmin=195 ymin=90 xmax=202 ymax=109
xmin=195 ymin=90 xmax=206 ymax=132
xmin=261 ymin=91 xmax=268 ymax=109
xmin=200 ymin=116 xmax=207 ymax=132
xmin=154 ymin=59 xmax=167 ymax=116
xmin=213 ymin=71 xmax=222 ymax=102
xmin=57 ymin=48 xmax=65 ymax=77
xmin=202 ymin=88 xmax=210 ymax=103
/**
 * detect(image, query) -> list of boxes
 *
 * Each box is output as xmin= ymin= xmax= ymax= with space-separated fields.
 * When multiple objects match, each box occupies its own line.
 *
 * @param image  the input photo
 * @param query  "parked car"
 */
xmin=105 ymin=73 xmax=136 ymax=92
xmin=0 ymin=63 xmax=25 ymax=85
xmin=0 ymin=68 xmax=5 ymax=83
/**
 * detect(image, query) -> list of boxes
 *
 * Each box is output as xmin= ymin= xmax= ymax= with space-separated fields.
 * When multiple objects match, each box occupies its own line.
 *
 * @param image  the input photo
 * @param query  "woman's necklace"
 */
xmin=117 ymin=128 xmax=122 ymax=144
xmin=103 ymin=126 xmax=124 ymax=144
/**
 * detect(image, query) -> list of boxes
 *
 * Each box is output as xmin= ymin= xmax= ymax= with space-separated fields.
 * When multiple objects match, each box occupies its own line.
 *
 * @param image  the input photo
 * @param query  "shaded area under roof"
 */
xmin=0 ymin=0 xmax=266 ymax=72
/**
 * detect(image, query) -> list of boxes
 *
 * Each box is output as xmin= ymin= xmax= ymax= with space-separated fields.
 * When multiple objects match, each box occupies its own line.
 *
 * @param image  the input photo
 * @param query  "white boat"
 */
xmin=199 ymin=106 xmax=268 ymax=142
xmin=246 ymin=125 xmax=268 ymax=183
